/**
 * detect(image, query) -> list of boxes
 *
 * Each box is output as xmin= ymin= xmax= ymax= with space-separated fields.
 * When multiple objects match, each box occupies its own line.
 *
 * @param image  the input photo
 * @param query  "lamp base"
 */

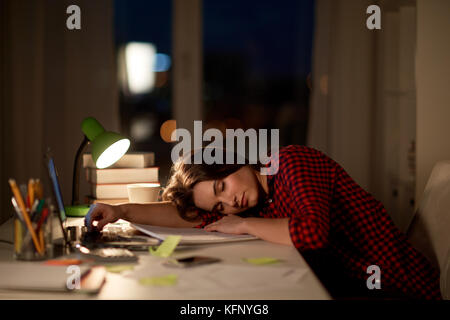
xmin=65 ymin=204 xmax=91 ymax=217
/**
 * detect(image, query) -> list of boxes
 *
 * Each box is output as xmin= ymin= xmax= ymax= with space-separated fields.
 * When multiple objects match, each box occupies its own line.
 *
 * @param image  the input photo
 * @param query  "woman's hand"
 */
xmin=204 ymin=215 xmax=248 ymax=235
xmin=86 ymin=203 xmax=124 ymax=231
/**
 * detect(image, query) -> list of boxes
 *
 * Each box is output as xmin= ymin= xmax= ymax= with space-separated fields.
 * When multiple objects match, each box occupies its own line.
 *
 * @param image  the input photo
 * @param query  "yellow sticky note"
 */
xmin=242 ymin=257 xmax=281 ymax=265
xmin=139 ymin=274 xmax=178 ymax=286
xmin=105 ymin=265 xmax=135 ymax=273
xmin=149 ymin=236 xmax=181 ymax=258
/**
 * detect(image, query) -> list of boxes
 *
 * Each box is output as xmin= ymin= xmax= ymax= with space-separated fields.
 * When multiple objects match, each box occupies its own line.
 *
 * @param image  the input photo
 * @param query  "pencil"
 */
xmin=28 ymin=179 xmax=35 ymax=209
xmin=14 ymin=219 xmax=22 ymax=254
xmin=39 ymin=229 xmax=44 ymax=252
xmin=8 ymin=179 xmax=43 ymax=255
xmin=35 ymin=179 xmax=44 ymax=199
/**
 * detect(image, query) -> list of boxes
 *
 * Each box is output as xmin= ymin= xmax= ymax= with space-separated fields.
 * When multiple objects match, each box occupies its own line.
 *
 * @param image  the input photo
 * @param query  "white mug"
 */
xmin=127 ymin=183 xmax=161 ymax=203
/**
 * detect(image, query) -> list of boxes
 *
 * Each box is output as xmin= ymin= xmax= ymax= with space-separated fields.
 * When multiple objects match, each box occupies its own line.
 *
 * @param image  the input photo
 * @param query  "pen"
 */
xmin=35 ymin=207 xmax=49 ymax=233
xmin=30 ymin=199 xmax=41 ymax=222
xmin=32 ymin=199 xmax=45 ymax=222
xmin=36 ymin=199 xmax=45 ymax=213
xmin=36 ymin=207 xmax=49 ymax=251
xmin=31 ymin=199 xmax=39 ymax=213
xmin=11 ymin=197 xmax=24 ymax=223
xmin=8 ymin=179 xmax=43 ymax=255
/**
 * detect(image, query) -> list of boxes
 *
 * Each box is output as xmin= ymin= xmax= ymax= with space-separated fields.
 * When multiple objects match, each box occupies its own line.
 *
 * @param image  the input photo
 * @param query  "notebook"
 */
xmin=83 ymin=152 xmax=155 ymax=168
xmin=131 ymin=223 xmax=258 ymax=244
xmin=86 ymin=167 xmax=159 ymax=184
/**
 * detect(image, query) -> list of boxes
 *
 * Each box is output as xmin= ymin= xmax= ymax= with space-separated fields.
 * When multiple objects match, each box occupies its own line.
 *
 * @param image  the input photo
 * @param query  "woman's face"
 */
xmin=192 ymin=166 xmax=261 ymax=215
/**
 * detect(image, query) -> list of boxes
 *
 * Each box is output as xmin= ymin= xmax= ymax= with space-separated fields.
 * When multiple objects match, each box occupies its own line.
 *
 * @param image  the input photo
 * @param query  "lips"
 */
xmin=240 ymin=192 xmax=246 ymax=208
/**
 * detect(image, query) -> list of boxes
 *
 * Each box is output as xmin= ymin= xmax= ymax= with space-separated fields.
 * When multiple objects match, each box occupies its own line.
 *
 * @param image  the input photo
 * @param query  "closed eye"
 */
xmin=211 ymin=180 xmax=225 ymax=213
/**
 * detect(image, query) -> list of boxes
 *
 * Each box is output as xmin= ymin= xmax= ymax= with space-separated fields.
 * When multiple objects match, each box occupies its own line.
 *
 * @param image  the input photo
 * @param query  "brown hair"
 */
xmin=162 ymin=148 xmax=260 ymax=221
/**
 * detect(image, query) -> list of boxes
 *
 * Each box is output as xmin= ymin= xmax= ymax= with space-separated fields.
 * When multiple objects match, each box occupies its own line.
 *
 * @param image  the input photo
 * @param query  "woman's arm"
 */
xmin=244 ymin=217 xmax=293 ymax=246
xmin=203 ymin=215 xmax=293 ymax=246
xmin=89 ymin=201 xmax=202 ymax=230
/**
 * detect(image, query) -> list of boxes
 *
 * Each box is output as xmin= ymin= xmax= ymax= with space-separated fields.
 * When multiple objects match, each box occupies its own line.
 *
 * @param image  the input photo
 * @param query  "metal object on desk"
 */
xmin=74 ymin=244 xmax=138 ymax=263
xmin=76 ymin=220 xmax=160 ymax=251
xmin=67 ymin=226 xmax=78 ymax=243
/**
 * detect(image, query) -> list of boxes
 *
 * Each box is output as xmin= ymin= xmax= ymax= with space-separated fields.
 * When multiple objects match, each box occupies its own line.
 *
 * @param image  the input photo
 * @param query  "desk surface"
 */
xmin=0 ymin=218 xmax=330 ymax=300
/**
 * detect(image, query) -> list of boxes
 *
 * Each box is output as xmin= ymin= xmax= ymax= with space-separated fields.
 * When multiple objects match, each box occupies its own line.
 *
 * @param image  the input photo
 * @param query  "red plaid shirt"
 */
xmin=196 ymin=145 xmax=441 ymax=299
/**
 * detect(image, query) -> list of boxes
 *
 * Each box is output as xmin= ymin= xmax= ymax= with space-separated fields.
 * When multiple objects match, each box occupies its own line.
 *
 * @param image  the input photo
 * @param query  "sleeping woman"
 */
xmin=87 ymin=145 xmax=441 ymax=300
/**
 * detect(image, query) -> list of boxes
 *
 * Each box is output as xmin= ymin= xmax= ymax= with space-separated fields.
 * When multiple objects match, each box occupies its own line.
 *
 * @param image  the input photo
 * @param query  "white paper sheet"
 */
xmin=125 ymin=256 xmax=308 ymax=297
xmin=131 ymin=224 xmax=257 ymax=244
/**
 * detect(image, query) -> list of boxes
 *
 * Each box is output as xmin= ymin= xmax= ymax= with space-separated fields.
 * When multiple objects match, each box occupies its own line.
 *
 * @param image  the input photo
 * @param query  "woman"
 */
xmin=87 ymin=145 xmax=441 ymax=299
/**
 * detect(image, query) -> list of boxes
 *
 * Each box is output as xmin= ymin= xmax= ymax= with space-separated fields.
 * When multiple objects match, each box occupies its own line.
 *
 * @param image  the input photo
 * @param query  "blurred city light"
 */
xmin=130 ymin=115 xmax=156 ymax=142
xmin=154 ymin=53 xmax=171 ymax=72
xmin=118 ymin=42 xmax=156 ymax=95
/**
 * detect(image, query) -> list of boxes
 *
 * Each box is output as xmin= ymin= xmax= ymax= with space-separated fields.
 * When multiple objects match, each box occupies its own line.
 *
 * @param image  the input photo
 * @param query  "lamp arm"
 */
xmin=71 ymin=136 xmax=90 ymax=205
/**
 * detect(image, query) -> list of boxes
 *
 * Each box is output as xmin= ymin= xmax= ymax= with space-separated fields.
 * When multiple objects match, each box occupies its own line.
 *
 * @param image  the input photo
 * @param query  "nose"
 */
xmin=219 ymin=194 xmax=238 ymax=208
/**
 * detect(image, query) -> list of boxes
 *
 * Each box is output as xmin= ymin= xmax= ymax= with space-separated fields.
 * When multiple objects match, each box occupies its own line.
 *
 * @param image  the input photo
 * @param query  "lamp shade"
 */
xmin=81 ymin=117 xmax=130 ymax=169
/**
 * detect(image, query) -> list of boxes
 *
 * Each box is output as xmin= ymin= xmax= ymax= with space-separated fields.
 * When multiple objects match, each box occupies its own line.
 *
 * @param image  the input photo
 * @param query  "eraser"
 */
xmin=84 ymin=204 xmax=97 ymax=231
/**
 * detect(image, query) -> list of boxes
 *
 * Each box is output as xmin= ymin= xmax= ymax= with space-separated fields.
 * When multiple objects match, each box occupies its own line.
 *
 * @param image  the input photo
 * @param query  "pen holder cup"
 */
xmin=13 ymin=215 xmax=53 ymax=261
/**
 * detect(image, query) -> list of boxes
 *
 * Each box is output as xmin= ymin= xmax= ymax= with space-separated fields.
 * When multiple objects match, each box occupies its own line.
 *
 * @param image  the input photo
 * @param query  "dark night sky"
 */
xmin=114 ymin=0 xmax=314 ymax=77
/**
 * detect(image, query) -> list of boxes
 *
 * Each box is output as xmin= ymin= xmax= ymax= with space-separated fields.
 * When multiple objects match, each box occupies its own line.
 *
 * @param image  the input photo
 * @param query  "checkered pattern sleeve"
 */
xmin=263 ymin=145 xmax=441 ymax=299
xmin=277 ymin=145 xmax=336 ymax=251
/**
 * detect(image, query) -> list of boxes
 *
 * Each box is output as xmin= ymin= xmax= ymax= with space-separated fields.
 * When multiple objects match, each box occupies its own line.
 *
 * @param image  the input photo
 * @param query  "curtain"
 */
xmin=308 ymin=0 xmax=417 ymax=232
xmin=308 ymin=0 xmax=376 ymax=190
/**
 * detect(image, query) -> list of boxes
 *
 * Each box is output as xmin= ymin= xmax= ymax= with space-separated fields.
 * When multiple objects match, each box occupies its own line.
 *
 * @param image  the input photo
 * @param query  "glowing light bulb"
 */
xmin=96 ymin=139 xmax=130 ymax=169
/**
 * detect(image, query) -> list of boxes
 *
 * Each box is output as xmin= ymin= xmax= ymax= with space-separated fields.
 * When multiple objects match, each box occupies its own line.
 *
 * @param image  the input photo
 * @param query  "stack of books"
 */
xmin=83 ymin=152 xmax=158 ymax=205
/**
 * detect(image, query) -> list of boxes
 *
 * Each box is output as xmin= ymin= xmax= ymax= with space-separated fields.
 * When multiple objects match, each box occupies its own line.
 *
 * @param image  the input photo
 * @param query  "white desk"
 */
xmin=0 ymin=218 xmax=331 ymax=300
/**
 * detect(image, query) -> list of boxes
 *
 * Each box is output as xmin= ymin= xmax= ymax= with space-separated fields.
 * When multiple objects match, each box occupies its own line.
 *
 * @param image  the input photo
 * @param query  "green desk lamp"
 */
xmin=65 ymin=117 xmax=131 ymax=216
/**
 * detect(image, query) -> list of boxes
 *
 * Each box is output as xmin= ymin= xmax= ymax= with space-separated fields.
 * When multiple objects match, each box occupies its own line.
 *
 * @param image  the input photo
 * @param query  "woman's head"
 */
xmin=162 ymin=148 xmax=264 ymax=221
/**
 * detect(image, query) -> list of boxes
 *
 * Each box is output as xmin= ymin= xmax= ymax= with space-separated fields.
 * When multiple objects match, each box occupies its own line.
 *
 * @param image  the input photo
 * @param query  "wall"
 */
xmin=0 ymin=0 xmax=119 ymax=224
xmin=415 ymin=0 xmax=450 ymax=205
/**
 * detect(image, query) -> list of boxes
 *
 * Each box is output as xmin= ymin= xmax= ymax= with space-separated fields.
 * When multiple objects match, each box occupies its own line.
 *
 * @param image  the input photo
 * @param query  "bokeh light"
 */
xmin=160 ymin=119 xmax=177 ymax=142
xmin=130 ymin=115 xmax=156 ymax=142
xmin=154 ymin=53 xmax=171 ymax=72
xmin=118 ymin=42 xmax=156 ymax=96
